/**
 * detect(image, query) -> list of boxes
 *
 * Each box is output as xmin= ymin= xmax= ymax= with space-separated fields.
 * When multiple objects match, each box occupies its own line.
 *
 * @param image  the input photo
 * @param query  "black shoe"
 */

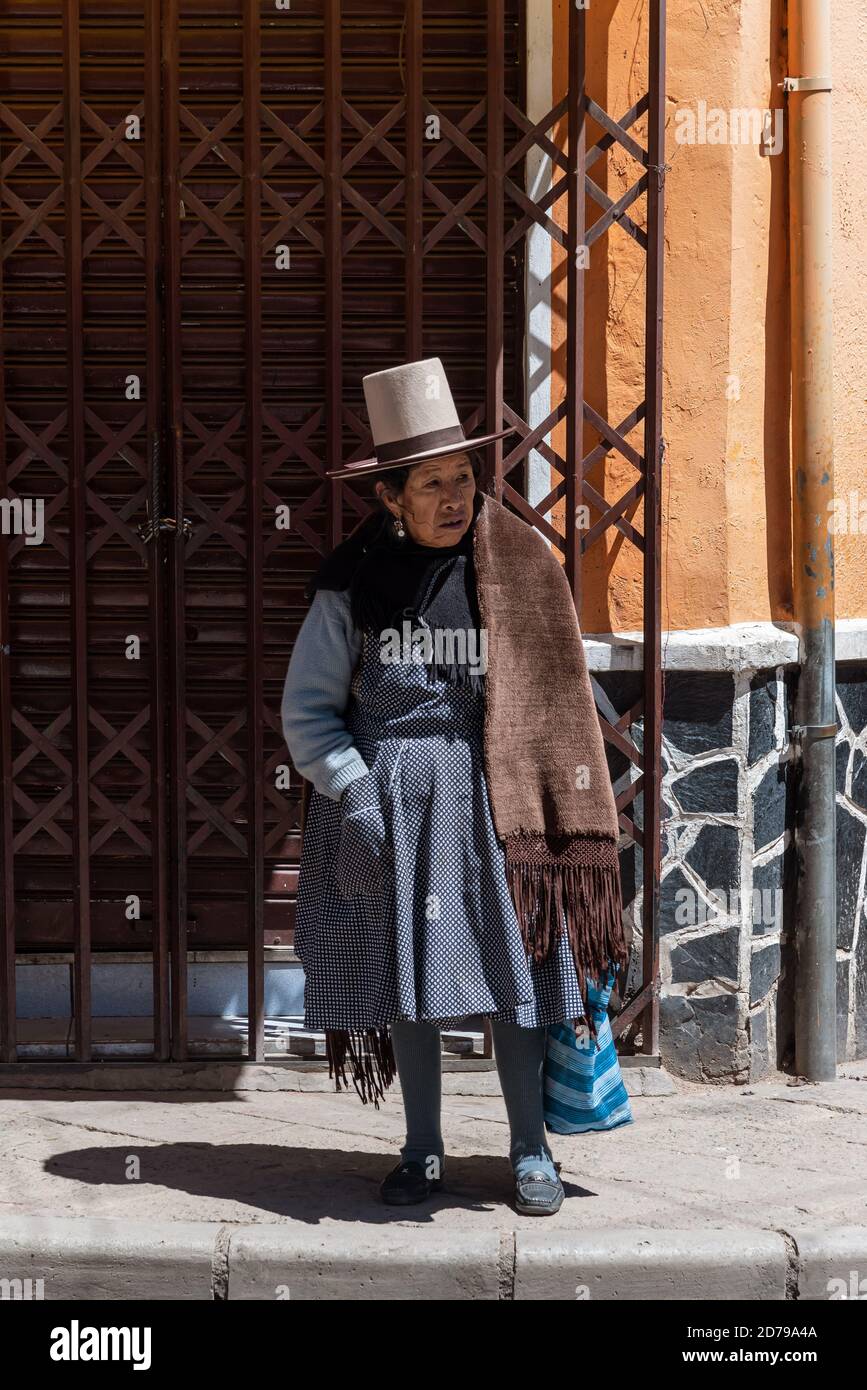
xmin=380 ymin=1158 xmax=445 ymax=1205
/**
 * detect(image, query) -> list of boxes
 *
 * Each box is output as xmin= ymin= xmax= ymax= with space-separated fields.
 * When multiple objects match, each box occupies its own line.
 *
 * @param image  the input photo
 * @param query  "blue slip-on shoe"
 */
xmin=512 ymin=1153 xmax=564 ymax=1216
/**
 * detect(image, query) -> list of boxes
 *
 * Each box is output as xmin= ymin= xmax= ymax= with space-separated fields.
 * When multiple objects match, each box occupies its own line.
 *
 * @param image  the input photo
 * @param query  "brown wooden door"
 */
xmin=0 ymin=4 xmax=168 ymax=1015
xmin=0 ymin=2 xmax=525 ymax=1056
xmin=1 ymin=2 xmax=664 ymax=1063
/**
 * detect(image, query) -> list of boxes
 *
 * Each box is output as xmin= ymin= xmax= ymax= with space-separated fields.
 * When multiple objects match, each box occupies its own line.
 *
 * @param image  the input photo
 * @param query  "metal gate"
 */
xmin=0 ymin=1 xmax=664 ymax=1066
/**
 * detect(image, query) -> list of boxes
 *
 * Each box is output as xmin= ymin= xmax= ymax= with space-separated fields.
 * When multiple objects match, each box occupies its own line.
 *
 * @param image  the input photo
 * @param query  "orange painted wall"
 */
xmin=550 ymin=0 xmax=867 ymax=633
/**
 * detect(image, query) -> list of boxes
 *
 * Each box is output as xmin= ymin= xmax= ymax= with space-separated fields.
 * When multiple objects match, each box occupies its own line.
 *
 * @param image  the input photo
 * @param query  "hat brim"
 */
xmin=325 ymin=426 xmax=518 ymax=481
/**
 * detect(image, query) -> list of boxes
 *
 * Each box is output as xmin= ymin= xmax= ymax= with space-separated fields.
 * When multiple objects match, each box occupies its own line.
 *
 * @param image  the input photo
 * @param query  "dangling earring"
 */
xmin=393 ymin=513 xmax=406 ymax=539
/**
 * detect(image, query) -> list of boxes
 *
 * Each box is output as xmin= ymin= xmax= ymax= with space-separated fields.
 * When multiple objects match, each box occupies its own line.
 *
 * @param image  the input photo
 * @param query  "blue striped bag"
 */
xmin=543 ymin=964 xmax=634 ymax=1134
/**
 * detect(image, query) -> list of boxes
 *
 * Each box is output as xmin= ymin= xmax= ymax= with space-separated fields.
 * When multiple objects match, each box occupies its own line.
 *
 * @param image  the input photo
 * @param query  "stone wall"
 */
xmin=589 ymin=625 xmax=867 ymax=1081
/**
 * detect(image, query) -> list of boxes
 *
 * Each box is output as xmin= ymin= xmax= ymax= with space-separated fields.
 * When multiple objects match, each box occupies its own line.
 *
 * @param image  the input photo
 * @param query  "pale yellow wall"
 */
xmin=550 ymin=0 xmax=867 ymax=632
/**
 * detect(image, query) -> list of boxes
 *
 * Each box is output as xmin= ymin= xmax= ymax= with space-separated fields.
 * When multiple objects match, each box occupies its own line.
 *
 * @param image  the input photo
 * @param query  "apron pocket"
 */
xmin=335 ymin=771 xmax=388 ymax=899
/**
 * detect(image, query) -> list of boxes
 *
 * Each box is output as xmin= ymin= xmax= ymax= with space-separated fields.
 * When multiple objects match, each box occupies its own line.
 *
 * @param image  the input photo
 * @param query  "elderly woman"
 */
xmin=282 ymin=359 xmax=627 ymax=1216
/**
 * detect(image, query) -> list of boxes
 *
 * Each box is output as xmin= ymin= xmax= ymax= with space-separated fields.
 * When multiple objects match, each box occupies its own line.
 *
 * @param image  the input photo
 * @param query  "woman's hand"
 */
xmin=334 ymin=771 xmax=388 ymax=898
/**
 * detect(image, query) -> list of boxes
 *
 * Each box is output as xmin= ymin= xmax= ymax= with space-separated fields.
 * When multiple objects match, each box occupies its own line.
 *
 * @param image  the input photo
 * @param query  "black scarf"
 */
xmin=308 ymin=493 xmax=484 ymax=690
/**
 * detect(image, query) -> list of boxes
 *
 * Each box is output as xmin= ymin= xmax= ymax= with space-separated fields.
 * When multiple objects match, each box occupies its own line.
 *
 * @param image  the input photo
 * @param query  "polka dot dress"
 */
xmin=294 ymin=609 xmax=587 ymax=1033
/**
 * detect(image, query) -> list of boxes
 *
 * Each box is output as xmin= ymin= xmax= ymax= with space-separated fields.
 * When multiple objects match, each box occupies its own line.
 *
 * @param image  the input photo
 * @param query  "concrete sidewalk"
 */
xmin=1 ymin=1061 xmax=866 ymax=1298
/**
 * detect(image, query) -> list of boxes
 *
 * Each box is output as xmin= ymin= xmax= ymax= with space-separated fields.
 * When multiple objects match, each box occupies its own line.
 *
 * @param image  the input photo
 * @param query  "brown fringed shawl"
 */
xmin=304 ymin=492 xmax=628 ymax=1107
xmin=473 ymin=492 xmax=628 ymax=1015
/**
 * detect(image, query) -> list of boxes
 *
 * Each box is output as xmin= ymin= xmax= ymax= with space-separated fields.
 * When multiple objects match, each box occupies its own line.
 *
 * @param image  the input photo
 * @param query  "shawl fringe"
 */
xmin=425 ymin=659 xmax=485 ymax=693
xmin=325 ymin=1025 xmax=396 ymax=1107
xmin=505 ymin=842 xmax=628 ymax=1043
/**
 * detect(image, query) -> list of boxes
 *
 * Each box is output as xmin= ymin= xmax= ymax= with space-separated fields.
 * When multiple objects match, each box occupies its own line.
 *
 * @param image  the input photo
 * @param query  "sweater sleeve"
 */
xmin=280 ymin=587 xmax=369 ymax=801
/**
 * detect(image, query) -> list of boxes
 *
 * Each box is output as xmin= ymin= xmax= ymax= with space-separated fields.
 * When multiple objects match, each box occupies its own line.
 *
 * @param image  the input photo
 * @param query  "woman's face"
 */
xmin=375 ymin=452 xmax=476 ymax=547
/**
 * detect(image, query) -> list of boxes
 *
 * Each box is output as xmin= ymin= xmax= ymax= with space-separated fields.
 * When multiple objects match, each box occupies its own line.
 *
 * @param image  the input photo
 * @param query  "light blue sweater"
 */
xmin=281 ymin=588 xmax=370 ymax=800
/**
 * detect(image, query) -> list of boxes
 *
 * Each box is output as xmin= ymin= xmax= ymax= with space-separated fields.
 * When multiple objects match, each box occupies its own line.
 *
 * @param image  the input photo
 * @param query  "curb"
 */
xmin=0 ymin=1218 xmax=865 ymax=1300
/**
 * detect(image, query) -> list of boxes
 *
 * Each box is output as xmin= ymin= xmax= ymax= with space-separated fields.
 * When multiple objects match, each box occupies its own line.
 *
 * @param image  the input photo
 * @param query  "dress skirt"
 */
xmin=294 ymin=622 xmax=587 ymax=1032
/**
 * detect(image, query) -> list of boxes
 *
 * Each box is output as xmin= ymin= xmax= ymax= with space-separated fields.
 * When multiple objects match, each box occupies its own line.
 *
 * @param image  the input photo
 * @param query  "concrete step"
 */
xmin=0 ymin=1214 xmax=862 ymax=1300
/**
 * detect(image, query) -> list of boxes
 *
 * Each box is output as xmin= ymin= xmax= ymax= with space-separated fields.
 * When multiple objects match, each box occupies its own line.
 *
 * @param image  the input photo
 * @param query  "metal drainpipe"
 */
xmin=784 ymin=1 xmax=837 ymax=1080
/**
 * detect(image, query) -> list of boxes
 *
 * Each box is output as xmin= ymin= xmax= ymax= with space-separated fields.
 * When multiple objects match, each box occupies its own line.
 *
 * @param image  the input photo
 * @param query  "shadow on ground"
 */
xmin=42 ymin=1144 xmax=595 ymax=1224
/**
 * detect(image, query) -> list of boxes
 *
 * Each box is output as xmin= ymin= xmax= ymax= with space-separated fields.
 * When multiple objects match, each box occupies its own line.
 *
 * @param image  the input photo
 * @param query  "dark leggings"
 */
xmin=389 ymin=1016 xmax=556 ymax=1176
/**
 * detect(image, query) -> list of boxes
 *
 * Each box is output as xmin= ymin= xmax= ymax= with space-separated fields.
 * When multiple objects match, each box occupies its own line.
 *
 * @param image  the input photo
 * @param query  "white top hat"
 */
xmin=327 ymin=357 xmax=516 ymax=480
